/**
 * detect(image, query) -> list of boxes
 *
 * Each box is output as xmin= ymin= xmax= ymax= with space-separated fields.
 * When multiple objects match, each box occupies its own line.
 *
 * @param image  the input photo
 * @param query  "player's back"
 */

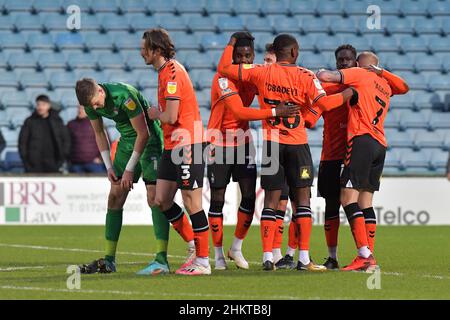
xmin=158 ymin=59 xmax=203 ymax=149
xmin=254 ymin=63 xmax=325 ymax=145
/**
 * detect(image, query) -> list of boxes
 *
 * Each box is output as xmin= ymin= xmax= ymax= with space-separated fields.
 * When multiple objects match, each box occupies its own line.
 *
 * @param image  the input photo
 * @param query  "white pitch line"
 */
xmin=1 ymin=243 xmax=449 ymax=280
xmin=0 ymin=266 xmax=45 ymax=272
xmin=0 ymin=285 xmax=307 ymax=300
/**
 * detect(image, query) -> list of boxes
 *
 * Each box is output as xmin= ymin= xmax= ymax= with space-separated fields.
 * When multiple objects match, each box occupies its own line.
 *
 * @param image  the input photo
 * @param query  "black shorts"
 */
xmin=157 ymin=143 xmax=205 ymax=190
xmin=207 ymin=143 xmax=257 ymax=189
xmin=261 ymin=141 xmax=314 ymax=191
xmin=340 ymin=134 xmax=386 ymax=192
xmin=317 ymin=160 xmax=343 ymax=199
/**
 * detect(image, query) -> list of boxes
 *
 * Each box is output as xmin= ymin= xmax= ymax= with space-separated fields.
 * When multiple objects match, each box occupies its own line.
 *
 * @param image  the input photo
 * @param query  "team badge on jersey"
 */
xmin=125 ymin=97 xmax=136 ymax=111
xmin=167 ymin=82 xmax=177 ymax=94
xmin=218 ymin=77 xmax=228 ymax=90
xmin=242 ymin=64 xmax=255 ymax=70
xmin=300 ymin=166 xmax=311 ymax=179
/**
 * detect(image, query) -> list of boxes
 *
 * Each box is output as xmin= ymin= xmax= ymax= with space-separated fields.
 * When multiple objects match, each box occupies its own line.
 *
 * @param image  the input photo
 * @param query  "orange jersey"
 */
xmin=320 ymin=82 xmax=349 ymax=161
xmin=339 ymin=67 xmax=392 ymax=147
xmin=207 ymin=73 xmax=258 ymax=146
xmin=158 ymin=59 xmax=203 ymax=150
xmin=217 ymin=46 xmax=326 ymax=145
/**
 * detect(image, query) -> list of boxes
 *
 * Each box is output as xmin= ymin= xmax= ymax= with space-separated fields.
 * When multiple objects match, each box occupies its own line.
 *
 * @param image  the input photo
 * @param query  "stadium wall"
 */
xmin=0 ymin=177 xmax=448 ymax=226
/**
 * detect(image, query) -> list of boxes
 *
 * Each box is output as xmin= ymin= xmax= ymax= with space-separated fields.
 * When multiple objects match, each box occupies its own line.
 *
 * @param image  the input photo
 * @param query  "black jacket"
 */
xmin=19 ymin=110 xmax=71 ymax=173
xmin=0 ymin=130 xmax=5 ymax=155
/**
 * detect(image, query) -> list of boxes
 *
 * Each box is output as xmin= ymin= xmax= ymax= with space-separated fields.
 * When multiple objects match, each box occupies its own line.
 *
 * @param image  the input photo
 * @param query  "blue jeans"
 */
xmin=69 ymin=163 xmax=106 ymax=173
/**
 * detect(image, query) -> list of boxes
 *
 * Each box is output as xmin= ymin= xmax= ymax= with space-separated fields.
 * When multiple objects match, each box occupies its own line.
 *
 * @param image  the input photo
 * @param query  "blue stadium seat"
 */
xmin=429 ymin=112 xmax=450 ymax=129
xmin=233 ymin=0 xmax=261 ymax=15
xmin=429 ymin=150 xmax=448 ymax=171
xmin=343 ymin=1 xmax=371 ymax=16
xmin=101 ymin=13 xmax=130 ymax=31
xmin=428 ymin=74 xmax=450 ymax=91
xmin=308 ymin=129 xmax=323 ymax=147
xmin=414 ymin=130 xmax=444 ymax=149
xmin=40 ymin=13 xmax=68 ymax=31
xmin=386 ymin=54 xmax=414 ymax=71
xmin=141 ymin=88 xmax=158 ymax=104
xmin=157 ymin=13 xmax=188 ymax=31
xmin=187 ymin=16 xmax=216 ymax=32
xmin=0 ymin=71 xmax=19 ymax=88
xmin=1 ymin=127 xmax=19 ymax=147
xmin=191 ymin=70 xmax=214 ymax=90
xmin=216 ymin=15 xmax=245 ymax=32
xmin=127 ymin=14 xmax=158 ymax=31
xmin=33 ymin=0 xmax=64 ymax=13
xmin=105 ymin=71 xmax=139 ymax=88
xmin=272 ymin=17 xmax=300 ymax=34
xmin=0 ymin=52 xmax=7 ymax=69
xmin=399 ymin=110 xmax=431 ymax=130
xmin=3 ymin=151 xmax=24 ymax=172
xmin=90 ymin=0 xmax=120 ymax=13
xmin=346 ymin=36 xmax=371 ymax=51
xmin=385 ymin=16 xmax=414 ymax=34
xmin=390 ymin=92 xmax=414 ymax=109
xmin=74 ymin=70 xmax=109 ymax=83
xmin=175 ymin=0 xmax=205 ymax=14
xmin=38 ymin=52 xmax=67 ymax=69
xmin=413 ymin=17 xmax=443 ymax=35
xmin=427 ymin=35 xmax=450 ymax=53
xmin=315 ymin=35 xmax=344 ymax=52
xmin=54 ymin=32 xmax=84 ymax=50
xmin=413 ymin=92 xmax=440 ymax=110
xmin=124 ymin=52 xmax=148 ymax=70
xmin=199 ymin=106 xmax=210 ymax=126
xmin=204 ymin=0 xmax=233 ymax=15
xmin=7 ymin=107 xmax=30 ymax=126
xmin=3 ymin=0 xmax=32 ymax=12
xmin=290 ymin=0 xmax=317 ymax=15
xmin=331 ymin=17 xmax=359 ymax=34
xmin=300 ymin=53 xmax=330 ymax=70
xmin=60 ymin=107 xmax=78 ymax=124
xmin=0 ymin=32 xmax=26 ymax=50
xmin=113 ymin=32 xmax=140 ymax=51
xmin=397 ymin=35 xmax=428 ymax=53
xmin=245 ymin=16 xmax=274 ymax=33
xmin=384 ymin=149 xmax=401 ymax=168
xmin=414 ymin=53 xmax=443 ymax=72
xmin=367 ymin=35 xmax=399 ymax=53
xmin=8 ymin=52 xmax=38 ymax=69
xmin=428 ymin=1 xmax=450 ymax=16
xmin=259 ymin=0 xmax=290 ymax=16
xmin=301 ymin=16 xmax=330 ymax=33
xmin=147 ymin=0 xmax=176 ymax=14
xmin=316 ymin=0 xmax=343 ymax=15
xmin=49 ymin=72 xmax=77 ymax=88
xmin=60 ymin=92 xmax=79 ymax=109
xmin=13 ymin=13 xmax=44 ymax=32
xmin=253 ymin=32 xmax=276 ymax=52
xmin=399 ymin=0 xmax=428 ymax=16
xmin=134 ymin=70 xmax=158 ymax=89
xmin=61 ymin=0 xmax=90 ymax=13
xmin=172 ymin=33 xmax=200 ymax=50
xmin=19 ymin=71 xmax=49 ymax=89
xmin=120 ymin=0 xmax=151 ymax=14
xmin=443 ymin=132 xmax=450 ymax=150
xmin=27 ymin=33 xmax=56 ymax=50
xmin=385 ymin=129 xmax=414 ymax=148
xmin=400 ymin=149 xmax=430 ymax=169
xmin=97 ymin=53 xmax=125 ymax=70
xmin=184 ymin=52 xmax=214 ymax=69
xmin=1 ymin=89 xmax=30 ymax=108
xmin=67 ymin=52 xmax=98 ymax=69
xmin=0 ymin=16 xmax=14 ymax=31
xmin=398 ymin=72 xmax=427 ymax=90
xmin=79 ymin=14 xmax=102 ymax=31
xmin=196 ymin=90 xmax=210 ymax=109
xmin=83 ymin=33 xmax=114 ymax=50
xmin=199 ymin=33 xmax=227 ymax=50
xmin=310 ymin=147 xmax=321 ymax=168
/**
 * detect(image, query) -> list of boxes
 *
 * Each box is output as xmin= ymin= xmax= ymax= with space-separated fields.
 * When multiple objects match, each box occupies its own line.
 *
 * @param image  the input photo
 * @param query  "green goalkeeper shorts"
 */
xmin=113 ymin=138 xmax=162 ymax=184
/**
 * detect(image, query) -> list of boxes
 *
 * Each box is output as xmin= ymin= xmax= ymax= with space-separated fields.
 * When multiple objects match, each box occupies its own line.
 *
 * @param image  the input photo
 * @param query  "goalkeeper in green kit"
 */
xmin=75 ymin=78 xmax=194 ymax=275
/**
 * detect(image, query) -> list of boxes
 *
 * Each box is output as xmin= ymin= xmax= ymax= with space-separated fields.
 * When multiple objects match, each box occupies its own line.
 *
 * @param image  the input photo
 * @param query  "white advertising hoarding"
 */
xmin=0 ymin=177 xmax=448 ymax=225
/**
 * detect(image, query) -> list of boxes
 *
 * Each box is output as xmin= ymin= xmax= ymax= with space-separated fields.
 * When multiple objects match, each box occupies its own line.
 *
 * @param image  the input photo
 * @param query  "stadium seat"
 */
xmin=113 ymin=32 xmax=140 ymax=51
xmin=413 ymin=130 xmax=444 ymax=149
xmin=27 ymin=33 xmax=56 ymax=50
xmin=147 ymin=0 xmax=176 ymax=14
xmin=1 ymin=89 xmax=30 ymax=108
xmin=271 ymin=17 xmax=300 ymax=34
xmin=414 ymin=53 xmax=443 ymax=72
xmin=157 ymin=13 xmax=188 ymax=31
xmin=331 ymin=17 xmax=359 ymax=34
xmin=74 ymin=70 xmax=109 ymax=83
xmin=428 ymin=1 xmax=450 ymax=16
xmin=54 ymin=32 xmax=84 ymax=50
xmin=0 ymin=32 xmax=26 ymax=50
xmin=307 ymin=129 xmax=322 ymax=147
xmin=345 ymin=36 xmax=371 ymax=51
xmin=386 ymin=54 xmax=415 ymax=71
xmin=33 ymin=0 xmax=64 ymax=13
xmin=0 ymin=16 xmax=14 ymax=31
xmin=67 ymin=52 xmax=98 ymax=69
xmin=120 ymin=0 xmax=150 ymax=14
xmin=397 ymin=35 xmax=429 ymax=53
xmin=13 ymin=13 xmax=44 ymax=32
xmin=301 ymin=16 xmax=330 ymax=34
xmin=429 ymin=150 xmax=448 ymax=171
xmin=400 ymin=149 xmax=430 ymax=169
xmin=399 ymin=110 xmax=432 ymax=130
xmin=196 ymin=90 xmax=210 ymax=109
xmin=90 ymin=0 xmax=121 ymax=13
xmin=135 ymin=70 xmax=158 ymax=89
xmin=60 ymin=93 xmax=79 ymax=109
xmin=199 ymin=106 xmax=210 ymax=126
xmin=40 ymin=13 xmax=69 ymax=31
xmin=49 ymin=72 xmax=77 ymax=89
xmin=413 ymin=92 xmax=440 ymax=110
xmin=385 ymin=16 xmax=414 ymax=35
xmin=61 ymin=0 xmax=90 ymax=13
xmin=429 ymin=112 xmax=450 ymax=129
xmin=343 ymin=1 xmax=371 ymax=16
xmin=385 ymin=129 xmax=414 ymax=148
xmin=233 ymin=0 xmax=261 ymax=15
xmin=37 ymin=52 xmax=67 ymax=69
xmin=315 ymin=35 xmax=344 ymax=52
xmin=1 ymin=127 xmax=19 ymax=147
xmin=259 ymin=0 xmax=290 ymax=16
xmin=216 ymin=15 xmax=245 ymax=32
xmin=172 ymin=33 xmax=200 ymax=51
xmin=83 ymin=33 xmax=114 ymax=50
xmin=184 ymin=52 xmax=214 ymax=69
xmin=192 ymin=70 xmax=214 ymax=90
xmin=204 ymin=0 xmax=233 ymax=15
xmin=8 ymin=52 xmax=38 ymax=70
xmin=19 ymin=71 xmax=49 ymax=89
xmin=124 ymin=52 xmax=148 ymax=70
xmin=397 ymin=72 xmax=428 ymax=90
xmin=3 ymin=151 xmax=24 ymax=172
xmin=384 ymin=149 xmax=401 ymax=168
xmin=126 ymin=13 xmax=158 ymax=32
xmin=60 ymin=107 xmax=79 ymax=124
xmin=413 ymin=17 xmax=443 ymax=35
xmin=175 ymin=0 xmax=205 ymax=14
xmin=399 ymin=0 xmax=429 ymax=16
xmin=0 ymin=71 xmax=19 ymax=88
xmin=199 ymin=33 xmax=227 ymax=51
xmin=96 ymin=53 xmax=125 ymax=70
xmin=300 ymin=53 xmax=330 ymax=70
xmin=290 ymin=0 xmax=317 ymax=15
xmin=187 ymin=16 xmax=216 ymax=33
xmin=245 ymin=16 xmax=274 ymax=33
xmin=101 ymin=14 xmax=131 ymax=32
xmin=6 ymin=107 xmax=30 ymax=126
xmin=2 ymin=0 xmax=33 ymax=13
xmin=428 ymin=74 xmax=450 ymax=91
xmin=390 ymin=93 xmax=414 ymax=110
xmin=316 ymin=0 xmax=343 ymax=16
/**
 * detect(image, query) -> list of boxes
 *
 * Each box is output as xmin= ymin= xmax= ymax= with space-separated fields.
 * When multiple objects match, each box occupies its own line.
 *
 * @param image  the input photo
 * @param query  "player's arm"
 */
xmin=314 ymin=89 xmax=355 ymax=112
xmin=148 ymin=99 xmax=179 ymax=125
xmin=301 ymin=105 xmax=322 ymax=129
xmin=90 ymin=118 xmax=118 ymax=185
xmin=316 ymin=69 xmax=343 ymax=83
xmin=224 ymin=93 xmax=299 ymax=120
xmin=364 ymin=65 xmax=409 ymax=95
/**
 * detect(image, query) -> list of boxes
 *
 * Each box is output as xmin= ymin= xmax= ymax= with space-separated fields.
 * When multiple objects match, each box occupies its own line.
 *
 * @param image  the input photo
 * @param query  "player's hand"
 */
xmin=107 ymin=168 xmax=120 ymax=185
xmin=364 ymin=64 xmax=383 ymax=76
xmin=229 ymin=31 xmax=254 ymax=46
xmin=275 ymin=101 xmax=300 ymax=118
xmin=343 ymin=87 xmax=359 ymax=106
xmin=121 ymin=170 xmax=134 ymax=191
xmin=147 ymin=107 xmax=161 ymax=120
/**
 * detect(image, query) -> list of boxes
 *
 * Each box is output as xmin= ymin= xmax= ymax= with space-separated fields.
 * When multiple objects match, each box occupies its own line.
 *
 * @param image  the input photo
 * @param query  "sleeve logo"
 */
xmin=125 ymin=97 xmax=136 ymax=111
xmin=242 ymin=64 xmax=255 ymax=70
xmin=218 ymin=77 xmax=228 ymax=90
xmin=167 ymin=82 xmax=177 ymax=94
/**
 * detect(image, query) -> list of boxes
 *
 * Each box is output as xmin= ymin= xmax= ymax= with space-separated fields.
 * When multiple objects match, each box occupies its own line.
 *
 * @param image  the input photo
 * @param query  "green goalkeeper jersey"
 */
xmin=84 ymin=82 xmax=163 ymax=150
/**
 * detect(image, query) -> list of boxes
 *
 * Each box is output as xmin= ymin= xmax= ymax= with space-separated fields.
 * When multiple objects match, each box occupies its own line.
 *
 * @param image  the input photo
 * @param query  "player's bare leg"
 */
xmin=155 ymin=179 xmax=196 ymax=270
xmin=341 ymin=188 xmax=375 ymax=271
xmin=292 ymin=187 xmax=326 ymax=272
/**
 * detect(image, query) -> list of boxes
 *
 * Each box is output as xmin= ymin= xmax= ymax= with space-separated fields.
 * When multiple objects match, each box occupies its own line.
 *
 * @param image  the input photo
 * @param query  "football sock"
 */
xmin=343 ymin=203 xmax=370 ymax=258
xmin=299 ymin=250 xmax=310 ymax=265
xmin=287 ymin=218 xmax=298 ymax=251
xmin=234 ymin=197 xmax=255 ymax=239
xmin=362 ymin=207 xmax=377 ymax=253
xmin=105 ymin=208 xmax=123 ymax=263
xmin=263 ymin=251 xmax=273 ymax=263
xmin=164 ymin=203 xmax=194 ymax=243
xmin=272 ymin=210 xmax=285 ymax=250
xmin=208 ymin=201 xmax=224 ymax=248
xmin=260 ymin=208 xmax=276 ymax=256
xmin=324 ymin=217 xmax=339 ymax=259
xmin=214 ymin=246 xmax=225 ymax=259
xmin=295 ymin=206 xmax=313 ymax=251
xmin=231 ymin=237 xmax=243 ymax=252
xmin=190 ymin=210 xmax=210 ymax=259
xmin=286 ymin=246 xmax=296 ymax=257
xmin=151 ymin=205 xmax=169 ymax=264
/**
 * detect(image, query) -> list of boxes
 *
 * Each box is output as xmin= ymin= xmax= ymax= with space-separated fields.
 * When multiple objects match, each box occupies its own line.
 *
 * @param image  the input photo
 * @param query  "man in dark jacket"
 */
xmin=67 ymin=105 xmax=105 ymax=173
xmin=19 ymin=94 xmax=70 ymax=173
xmin=0 ymin=129 xmax=5 ymax=155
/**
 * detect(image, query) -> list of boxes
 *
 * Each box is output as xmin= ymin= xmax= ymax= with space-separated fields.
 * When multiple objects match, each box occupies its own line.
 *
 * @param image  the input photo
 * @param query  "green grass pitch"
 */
xmin=0 ymin=225 xmax=449 ymax=300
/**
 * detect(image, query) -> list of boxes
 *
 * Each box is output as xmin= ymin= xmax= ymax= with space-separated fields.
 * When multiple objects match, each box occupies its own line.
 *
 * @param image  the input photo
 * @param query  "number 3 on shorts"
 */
xmin=181 ymin=164 xmax=191 ymax=180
